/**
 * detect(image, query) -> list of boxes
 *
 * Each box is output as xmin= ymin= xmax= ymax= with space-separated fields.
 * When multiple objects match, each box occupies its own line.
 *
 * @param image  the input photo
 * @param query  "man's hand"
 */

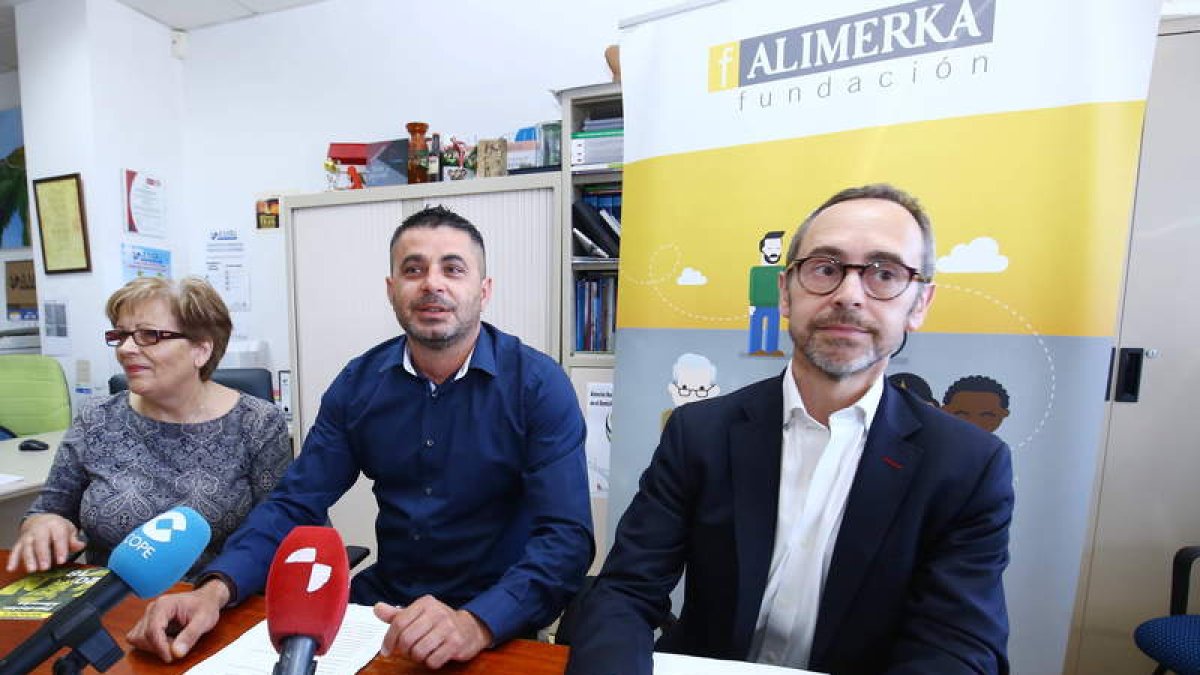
xmin=374 ymin=596 xmax=493 ymax=669
xmin=7 ymin=513 xmax=87 ymax=572
xmin=126 ymin=579 xmax=230 ymax=663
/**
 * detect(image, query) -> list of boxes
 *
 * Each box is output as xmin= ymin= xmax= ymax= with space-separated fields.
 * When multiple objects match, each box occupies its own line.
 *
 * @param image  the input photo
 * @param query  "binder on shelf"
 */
xmin=575 ymin=279 xmax=586 ymax=351
xmin=597 ymin=209 xmax=621 ymax=238
xmin=581 ymin=184 xmax=623 ymax=222
xmin=571 ymin=162 xmax=624 ymax=174
xmin=572 ymin=200 xmax=620 ymax=257
xmin=572 ymin=228 xmax=610 ymax=259
xmin=582 ymin=116 xmax=624 ymax=132
xmin=572 ymin=271 xmax=618 ymax=353
xmin=571 ymin=129 xmax=624 ymax=166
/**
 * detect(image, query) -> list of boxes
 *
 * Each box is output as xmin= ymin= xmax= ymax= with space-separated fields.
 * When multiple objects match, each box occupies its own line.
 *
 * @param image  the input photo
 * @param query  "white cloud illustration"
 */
xmin=936 ymin=237 xmax=1009 ymax=273
xmin=676 ymin=267 xmax=708 ymax=286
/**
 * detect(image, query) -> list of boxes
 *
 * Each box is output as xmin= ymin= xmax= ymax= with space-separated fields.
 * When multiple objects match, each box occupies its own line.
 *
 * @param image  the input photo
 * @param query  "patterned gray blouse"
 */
xmin=27 ymin=391 xmax=291 ymax=573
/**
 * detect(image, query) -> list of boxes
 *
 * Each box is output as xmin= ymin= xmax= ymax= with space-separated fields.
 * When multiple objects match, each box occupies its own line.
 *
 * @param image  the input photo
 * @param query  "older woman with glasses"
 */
xmin=6 ymin=276 xmax=291 ymax=575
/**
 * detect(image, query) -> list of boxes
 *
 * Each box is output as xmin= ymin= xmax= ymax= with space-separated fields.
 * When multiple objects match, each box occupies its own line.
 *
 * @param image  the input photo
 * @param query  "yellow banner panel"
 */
xmin=617 ymin=102 xmax=1143 ymax=337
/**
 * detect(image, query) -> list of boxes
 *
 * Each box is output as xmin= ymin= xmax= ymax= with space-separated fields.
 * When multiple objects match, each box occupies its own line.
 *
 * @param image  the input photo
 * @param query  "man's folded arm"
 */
xmin=564 ymin=411 xmax=695 ymax=675
xmin=885 ymin=440 xmax=1014 ymax=675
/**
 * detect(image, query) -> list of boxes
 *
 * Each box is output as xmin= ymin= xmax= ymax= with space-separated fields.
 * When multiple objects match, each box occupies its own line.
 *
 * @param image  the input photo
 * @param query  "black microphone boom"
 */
xmin=0 ymin=573 xmax=128 ymax=675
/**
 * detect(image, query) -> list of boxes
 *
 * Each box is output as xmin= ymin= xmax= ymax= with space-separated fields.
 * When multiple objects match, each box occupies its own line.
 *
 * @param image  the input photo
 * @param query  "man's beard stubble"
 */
xmin=799 ymin=307 xmax=903 ymax=381
xmin=398 ymin=293 xmax=473 ymax=351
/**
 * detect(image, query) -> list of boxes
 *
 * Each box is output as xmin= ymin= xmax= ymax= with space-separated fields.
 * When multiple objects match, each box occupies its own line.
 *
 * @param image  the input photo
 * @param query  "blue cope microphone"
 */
xmin=0 ymin=506 xmax=211 ymax=675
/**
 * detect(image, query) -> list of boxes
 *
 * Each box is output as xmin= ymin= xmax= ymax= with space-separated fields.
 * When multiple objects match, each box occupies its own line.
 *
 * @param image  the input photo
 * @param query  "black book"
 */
xmin=572 ymin=199 xmax=620 ymax=257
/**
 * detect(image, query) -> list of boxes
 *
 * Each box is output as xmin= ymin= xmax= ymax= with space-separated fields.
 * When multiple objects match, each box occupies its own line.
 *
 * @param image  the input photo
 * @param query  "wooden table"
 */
xmin=0 ymin=551 xmax=569 ymax=674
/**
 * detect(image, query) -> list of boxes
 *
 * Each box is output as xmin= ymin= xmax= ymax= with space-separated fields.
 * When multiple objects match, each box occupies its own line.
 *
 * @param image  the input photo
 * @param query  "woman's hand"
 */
xmin=6 ymin=513 xmax=86 ymax=573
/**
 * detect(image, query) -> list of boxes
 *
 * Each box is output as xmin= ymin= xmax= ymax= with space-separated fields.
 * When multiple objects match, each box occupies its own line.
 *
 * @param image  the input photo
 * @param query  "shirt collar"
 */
xmin=781 ymin=360 xmax=885 ymax=431
xmin=402 ymin=343 xmax=474 ymax=382
xmin=382 ymin=322 xmax=500 ymax=381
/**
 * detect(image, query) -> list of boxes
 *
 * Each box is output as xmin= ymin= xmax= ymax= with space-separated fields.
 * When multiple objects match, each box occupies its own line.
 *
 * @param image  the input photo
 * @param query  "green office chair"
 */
xmin=0 ymin=354 xmax=72 ymax=435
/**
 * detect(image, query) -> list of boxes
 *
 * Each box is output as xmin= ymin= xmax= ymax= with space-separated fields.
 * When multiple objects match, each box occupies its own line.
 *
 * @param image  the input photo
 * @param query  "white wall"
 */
xmin=178 ymin=0 xmax=654 ymax=377
xmin=15 ymin=0 xmax=667 ymax=391
xmin=17 ymin=0 xmax=182 ymax=393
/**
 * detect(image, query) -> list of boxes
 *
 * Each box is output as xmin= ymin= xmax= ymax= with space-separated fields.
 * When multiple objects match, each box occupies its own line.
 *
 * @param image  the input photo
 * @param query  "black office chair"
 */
xmin=1134 ymin=546 xmax=1200 ymax=675
xmin=108 ymin=367 xmax=371 ymax=571
xmin=109 ymin=367 xmax=274 ymax=402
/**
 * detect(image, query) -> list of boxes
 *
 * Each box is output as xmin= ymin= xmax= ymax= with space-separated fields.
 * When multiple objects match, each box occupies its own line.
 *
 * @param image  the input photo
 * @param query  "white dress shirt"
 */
xmin=749 ymin=363 xmax=884 ymax=668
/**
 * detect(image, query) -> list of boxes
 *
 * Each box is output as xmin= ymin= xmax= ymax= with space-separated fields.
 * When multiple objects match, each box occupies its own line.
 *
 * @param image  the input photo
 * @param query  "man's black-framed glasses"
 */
xmin=104 ymin=329 xmax=190 ymax=347
xmin=788 ymin=256 xmax=930 ymax=300
xmin=671 ymin=382 xmax=715 ymax=399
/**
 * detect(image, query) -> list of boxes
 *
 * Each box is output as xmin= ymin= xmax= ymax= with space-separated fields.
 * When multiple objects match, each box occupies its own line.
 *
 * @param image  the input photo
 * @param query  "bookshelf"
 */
xmin=560 ymin=82 xmax=622 ymax=370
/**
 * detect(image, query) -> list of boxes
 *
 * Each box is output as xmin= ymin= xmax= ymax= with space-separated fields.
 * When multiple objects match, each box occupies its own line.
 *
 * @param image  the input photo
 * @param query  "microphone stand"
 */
xmin=0 ymin=575 xmax=126 ymax=675
xmin=49 ymin=623 xmax=123 ymax=675
xmin=273 ymin=636 xmax=319 ymax=675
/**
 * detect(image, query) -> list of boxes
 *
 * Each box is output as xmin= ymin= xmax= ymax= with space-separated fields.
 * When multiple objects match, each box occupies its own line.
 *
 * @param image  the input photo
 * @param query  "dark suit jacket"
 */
xmin=565 ymin=375 xmax=1013 ymax=675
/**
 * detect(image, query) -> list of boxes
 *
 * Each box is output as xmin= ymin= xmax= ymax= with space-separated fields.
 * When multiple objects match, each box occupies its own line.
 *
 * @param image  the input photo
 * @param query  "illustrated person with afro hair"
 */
xmin=942 ymin=375 xmax=1011 ymax=433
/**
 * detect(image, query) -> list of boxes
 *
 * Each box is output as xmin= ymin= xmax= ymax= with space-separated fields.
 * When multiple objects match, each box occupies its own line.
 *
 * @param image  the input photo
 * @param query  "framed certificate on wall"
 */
xmin=32 ymin=173 xmax=92 ymax=274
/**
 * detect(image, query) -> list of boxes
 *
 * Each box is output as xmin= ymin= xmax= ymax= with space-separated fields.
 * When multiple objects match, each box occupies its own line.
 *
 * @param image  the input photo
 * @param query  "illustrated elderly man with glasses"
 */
xmin=662 ymin=353 xmax=722 ymax=428
xmin=565 ymin=184 xmax=1015 ymax=675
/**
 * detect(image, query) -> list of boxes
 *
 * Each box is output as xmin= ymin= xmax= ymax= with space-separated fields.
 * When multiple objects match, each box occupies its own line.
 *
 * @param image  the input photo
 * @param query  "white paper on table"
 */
xmin=653 ymin=652 xmax=826 ymax=674
xmin=0 ymin=473 xmax=22 ymax=486
xmin=185 ymin=603 xmax=389 ymax=675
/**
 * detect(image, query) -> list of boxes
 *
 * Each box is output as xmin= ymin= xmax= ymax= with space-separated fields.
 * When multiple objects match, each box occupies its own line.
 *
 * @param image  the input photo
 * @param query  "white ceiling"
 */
xmin=0 ymin=0 xmax=1196 ymax=77
xmin=0 ymin=0 xmax=329 ymax=74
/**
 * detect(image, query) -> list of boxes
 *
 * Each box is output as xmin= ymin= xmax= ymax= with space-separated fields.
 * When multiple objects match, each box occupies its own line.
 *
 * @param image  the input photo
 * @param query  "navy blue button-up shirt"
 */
xmin=206 ymin=323 xmax=594 ymax=641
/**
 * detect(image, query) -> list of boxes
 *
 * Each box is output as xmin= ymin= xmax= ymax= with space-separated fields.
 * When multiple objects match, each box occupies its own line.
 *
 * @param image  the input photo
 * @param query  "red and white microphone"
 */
xmin=265 ymin=526 xmax=350 ymax=675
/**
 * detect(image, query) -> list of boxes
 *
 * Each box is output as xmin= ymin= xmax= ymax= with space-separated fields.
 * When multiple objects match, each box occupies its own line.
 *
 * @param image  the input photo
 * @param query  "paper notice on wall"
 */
xmin=123 ymin=169 xmax=165 ymax=238
xmin=121 ymin=243 xmax=171 ymax=282
xmin=585 ymin=382 xmax=612 ymax=496
xmin=204 ymin=228 xmax=250 ymax=312
xmin=41 ymin=298 xmax=71 ymax=356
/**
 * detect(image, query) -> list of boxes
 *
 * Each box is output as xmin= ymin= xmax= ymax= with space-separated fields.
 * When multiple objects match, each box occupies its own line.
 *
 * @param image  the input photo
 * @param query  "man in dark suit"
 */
xmin=564 ymin=184 xmax=1013 ymax=675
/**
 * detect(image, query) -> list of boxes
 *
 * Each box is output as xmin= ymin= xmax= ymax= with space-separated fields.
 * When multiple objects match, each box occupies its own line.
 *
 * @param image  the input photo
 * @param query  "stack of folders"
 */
xmin=572 ymin=199 xmax=621 ymax=259
xmin=580 ymin=183 xmax=622 ymax=222
xmin=571 ymin=115 xmax=624 ymax=169
xmin=575 ymin=274 xmax=617 ymax=352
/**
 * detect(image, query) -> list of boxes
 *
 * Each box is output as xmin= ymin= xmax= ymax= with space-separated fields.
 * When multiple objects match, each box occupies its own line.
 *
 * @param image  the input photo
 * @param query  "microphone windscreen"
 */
xmin=108 ymin=506 xmax=213 ymax=598
xmin=266 ymin=526 xmax=350 ymax=655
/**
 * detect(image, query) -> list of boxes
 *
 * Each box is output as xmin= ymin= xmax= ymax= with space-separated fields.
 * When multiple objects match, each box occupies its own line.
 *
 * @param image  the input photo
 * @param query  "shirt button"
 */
xmin=431 ymin=391 xmax=439 ymax=399
xmin=424 ymin=438 xmax=434 ymax=448
xmin=412 ymin=533 xmax=421 ymax=541
xmin=424 ymin=487 xmax=433 ymax=496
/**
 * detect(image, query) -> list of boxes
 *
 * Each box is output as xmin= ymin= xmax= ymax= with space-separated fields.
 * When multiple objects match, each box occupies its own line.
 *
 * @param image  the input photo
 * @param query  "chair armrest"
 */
xmin=1169 ymin=546 xmax=1200 ymax=615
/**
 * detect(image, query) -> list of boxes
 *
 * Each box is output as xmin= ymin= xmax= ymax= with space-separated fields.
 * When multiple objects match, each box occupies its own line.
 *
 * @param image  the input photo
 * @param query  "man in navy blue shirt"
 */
xmin=128 ymin=206 xmax=594 ymax=669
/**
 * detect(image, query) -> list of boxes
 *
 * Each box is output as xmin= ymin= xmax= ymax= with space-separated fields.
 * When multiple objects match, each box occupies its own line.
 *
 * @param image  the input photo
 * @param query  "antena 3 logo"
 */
xmin=286 ymin=547 xmax=333 ymax=593
xmin=708 ymin=0 xmax=995 ymax=92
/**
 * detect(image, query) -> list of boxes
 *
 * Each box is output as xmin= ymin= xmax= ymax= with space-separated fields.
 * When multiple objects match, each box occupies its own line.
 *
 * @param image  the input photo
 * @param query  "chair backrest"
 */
xmin=0 ymin=354 xmax=72 ymax=435
xmin=108 ymin=367 xmax=275 ymax=403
